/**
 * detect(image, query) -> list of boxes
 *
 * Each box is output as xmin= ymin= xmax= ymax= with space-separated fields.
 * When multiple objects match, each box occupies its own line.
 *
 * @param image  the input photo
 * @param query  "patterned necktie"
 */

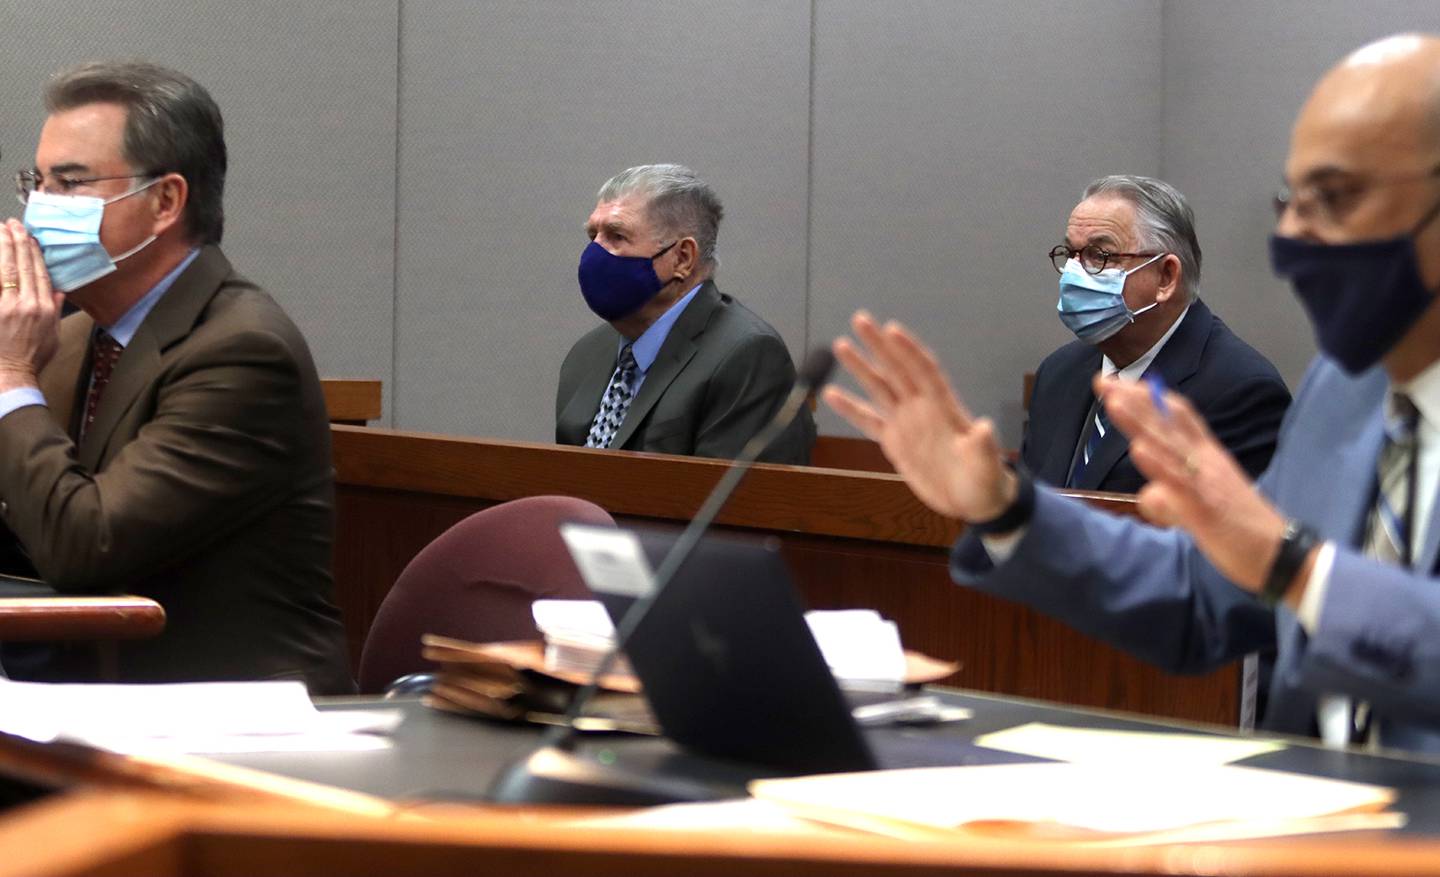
xmin=584 ymin=344 xmax=639 ymax=449
xmin=1350 ymin=392 xmax=1421 ymax=743
xmin=80 ymin=330 xmax=124 ymax=443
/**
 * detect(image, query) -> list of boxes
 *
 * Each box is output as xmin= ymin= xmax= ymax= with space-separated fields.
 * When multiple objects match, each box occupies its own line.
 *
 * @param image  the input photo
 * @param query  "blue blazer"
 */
xmin=1022 ymin=299 xmax=1291 ymax=492
xmin=954 ymin=356 xmax=1440 ymax=752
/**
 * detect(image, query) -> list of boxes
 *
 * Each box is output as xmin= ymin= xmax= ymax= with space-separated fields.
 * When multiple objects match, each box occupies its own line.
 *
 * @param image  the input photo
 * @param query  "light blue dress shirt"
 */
xmin=624 ymin=282 xmax=703 ymax=397
xmin=0 ymin=248 xmax=201 ymax=422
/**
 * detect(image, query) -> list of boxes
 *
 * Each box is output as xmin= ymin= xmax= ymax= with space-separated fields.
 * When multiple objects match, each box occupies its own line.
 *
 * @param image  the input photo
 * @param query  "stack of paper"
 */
xmin=531 ymin=598 xmax=630 ymax=677
xmin=749 ymin=762 xmax=1402 ymax=844
xmin=0 ymin=678 xmax=401 ymax=754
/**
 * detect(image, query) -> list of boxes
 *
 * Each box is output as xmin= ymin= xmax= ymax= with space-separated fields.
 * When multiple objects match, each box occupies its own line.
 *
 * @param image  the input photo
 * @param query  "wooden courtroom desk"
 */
xmin=0 ymin=579 xmax=165 ymax=680
xmin=5 ymin=691 xmax=1440 ymax=877
xmin=321 ymin=378 xmax=383 ymax=426
xmin=331 ymin=426 xmax=1241 ymax=726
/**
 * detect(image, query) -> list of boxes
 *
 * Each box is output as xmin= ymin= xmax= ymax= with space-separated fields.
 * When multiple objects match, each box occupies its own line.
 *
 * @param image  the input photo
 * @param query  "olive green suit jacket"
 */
xmin=0 ymin=246 xmax=353 ymax=693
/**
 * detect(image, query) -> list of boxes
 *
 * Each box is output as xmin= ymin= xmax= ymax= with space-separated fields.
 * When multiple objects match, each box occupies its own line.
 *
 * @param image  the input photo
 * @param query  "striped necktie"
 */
xmin=584 ymin=344 xmax=639 ymax=450
xmin=1068 ymin=404 xmax=1109 ymax=486
xmin=1350 ymin=392 xmax=1421 ymax=743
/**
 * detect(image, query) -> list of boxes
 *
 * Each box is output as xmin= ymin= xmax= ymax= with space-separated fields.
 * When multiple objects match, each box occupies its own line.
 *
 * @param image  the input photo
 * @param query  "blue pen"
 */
xmin=1145 ymin=373 xmax=1170 ymax=418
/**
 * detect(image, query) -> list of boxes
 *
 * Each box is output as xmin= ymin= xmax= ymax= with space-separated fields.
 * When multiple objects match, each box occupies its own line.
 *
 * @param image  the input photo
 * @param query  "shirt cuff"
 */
xmin=979 ymin=526 xmax=1028 ymax=563
xmin=0 ymin=387 xmax=46 ymax=421
xmin=1295 ymin=541 xmax=1337 ymax=633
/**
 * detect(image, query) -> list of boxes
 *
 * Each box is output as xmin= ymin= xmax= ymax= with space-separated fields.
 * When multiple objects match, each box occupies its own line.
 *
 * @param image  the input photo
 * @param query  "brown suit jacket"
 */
xmin=0 ymin=246 xmax=353 ymax=693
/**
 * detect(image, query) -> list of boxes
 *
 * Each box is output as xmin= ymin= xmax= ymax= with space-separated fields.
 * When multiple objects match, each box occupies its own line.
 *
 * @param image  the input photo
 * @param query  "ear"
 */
xmin=668 ymin=236 xmax=700 ymax=284
xmin=1153 ymin=253 xmax=1183 ymax=303
xmin=146 ymin=172 xmax=189 ymax=238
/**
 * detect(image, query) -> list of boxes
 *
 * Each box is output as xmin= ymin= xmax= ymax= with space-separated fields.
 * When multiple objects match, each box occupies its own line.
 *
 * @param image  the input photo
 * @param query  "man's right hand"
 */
xmin=823 ymin=311 xmax=1016 ymax=523
xmin=0 ymin=220 xmax=61 ymax=394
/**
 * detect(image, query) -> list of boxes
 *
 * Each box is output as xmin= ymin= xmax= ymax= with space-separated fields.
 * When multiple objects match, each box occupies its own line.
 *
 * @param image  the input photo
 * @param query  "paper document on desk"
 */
xmin=975 ymin=722 xmax=1285 ymax=765
xmin=750 ymin=762 xmax=1400 ymax=844
xmin=0 ymin=678 xmax=401 ymax=753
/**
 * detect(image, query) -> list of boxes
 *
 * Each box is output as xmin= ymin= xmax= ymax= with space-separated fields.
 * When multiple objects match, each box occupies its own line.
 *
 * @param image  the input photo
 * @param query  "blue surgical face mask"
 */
xmin=1056 ymin=254 xmax=1164 ymax=344
xmin=577 ymin=239 xmax=677 ymax=321
xmin=22 ymin=179 xmax=161 ymax=293
xmin=1270 ymin=198 xmax=1440 ymax=375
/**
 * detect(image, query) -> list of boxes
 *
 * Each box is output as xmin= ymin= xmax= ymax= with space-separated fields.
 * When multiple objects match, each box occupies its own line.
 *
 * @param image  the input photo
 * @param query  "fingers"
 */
xmin=10 ymin=222 xmax=38 ymax=307
xmin=821 ymin=385 xmax=886 ymax=441
xmin=0 ymin=221 xmax=16 ymax=300
xmin=22 ymin=226 xmax=53 ymax=303
xmin=833 ymin=335 xmax=896 ymax=413
xmin=851 ymin=312 xmax=922 ymax=401
xmin=882 ymin=321 xmax=974 ymax=427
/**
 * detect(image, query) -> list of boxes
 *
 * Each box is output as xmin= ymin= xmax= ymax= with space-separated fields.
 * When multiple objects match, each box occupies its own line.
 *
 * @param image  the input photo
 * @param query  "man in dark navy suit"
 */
xmin=1023 ymin=175 xmax=1290 ymax=493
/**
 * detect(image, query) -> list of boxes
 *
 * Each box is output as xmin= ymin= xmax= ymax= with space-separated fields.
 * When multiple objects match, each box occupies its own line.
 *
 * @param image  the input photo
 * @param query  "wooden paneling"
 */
xmin=331 ymin=427 xmax=1239 ymax=725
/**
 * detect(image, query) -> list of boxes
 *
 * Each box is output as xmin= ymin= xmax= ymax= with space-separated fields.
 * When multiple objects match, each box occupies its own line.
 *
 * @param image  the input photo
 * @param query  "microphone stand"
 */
xmin=487 ymin=350 xmax=834 ymax=805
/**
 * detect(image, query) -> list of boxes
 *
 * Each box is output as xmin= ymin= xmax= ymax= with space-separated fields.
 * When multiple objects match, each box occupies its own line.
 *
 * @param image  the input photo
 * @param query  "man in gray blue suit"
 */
xmin=825 ymin=33 xmax=1440 ymax=753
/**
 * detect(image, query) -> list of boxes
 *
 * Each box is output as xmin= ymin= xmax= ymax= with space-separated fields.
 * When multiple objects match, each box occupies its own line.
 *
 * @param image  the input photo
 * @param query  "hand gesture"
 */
xmin=1099 ymin=375 xmax=1287 ymax=591
xmin=0 ymin=219 xmax=61 ymax=393
xmin=823 ymin=311 xmax=1016 ymax=522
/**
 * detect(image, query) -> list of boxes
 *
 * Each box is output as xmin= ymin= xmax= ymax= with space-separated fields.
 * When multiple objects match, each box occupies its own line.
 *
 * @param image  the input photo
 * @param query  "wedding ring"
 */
xmin=1184 ymin=454 xmax=1199 ymax=477
xmin=0 ymin=281 xmax=17 ymax=290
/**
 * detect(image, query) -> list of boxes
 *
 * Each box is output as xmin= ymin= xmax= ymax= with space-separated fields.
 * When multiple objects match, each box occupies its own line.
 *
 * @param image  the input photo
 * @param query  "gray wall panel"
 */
xmin=1161 ymin=1 xmax=1440 ymax=391
xmin=809 ymin=0 xmax=1164 ymax=444
xmin=0 ymin=1 xmax=399 ymax=418
xmin=394 ymin=0 xmax=812 ymax=439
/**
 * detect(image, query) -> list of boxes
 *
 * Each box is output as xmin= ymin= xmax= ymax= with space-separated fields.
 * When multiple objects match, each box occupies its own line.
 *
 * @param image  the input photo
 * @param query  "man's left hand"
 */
xmin=1099 ymin=374 xmax=1288 ymax=593
xmin=0 ymin=219 xmax=61 ymax=393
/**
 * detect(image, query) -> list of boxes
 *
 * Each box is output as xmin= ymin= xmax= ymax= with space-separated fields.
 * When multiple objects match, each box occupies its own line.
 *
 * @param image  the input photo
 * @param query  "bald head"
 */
xmin=1281 ymin=34 xmax=1440 ymax=244
xmin=1303 ymin=34 xmax=1440 ymax=157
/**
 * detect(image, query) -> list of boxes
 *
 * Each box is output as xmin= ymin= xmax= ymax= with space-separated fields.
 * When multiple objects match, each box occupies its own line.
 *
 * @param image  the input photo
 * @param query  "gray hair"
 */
xmin=597 ymin=164 xmax=723 ymax=267
xmin=46 ymin=61 xmax=227 ymax=245
xmin=1082 ymin=175 xmax=1201 ymax=299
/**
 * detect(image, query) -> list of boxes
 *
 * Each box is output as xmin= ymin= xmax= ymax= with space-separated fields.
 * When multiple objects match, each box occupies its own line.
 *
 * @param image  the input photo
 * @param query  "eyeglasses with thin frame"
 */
xmin=1048 ymin=244 xmax=1158 ymax=275
xmin=1273 ymin=164 xmax=1440 ymax=226
xmin=15 ymin=169 xmax=160 ymax=205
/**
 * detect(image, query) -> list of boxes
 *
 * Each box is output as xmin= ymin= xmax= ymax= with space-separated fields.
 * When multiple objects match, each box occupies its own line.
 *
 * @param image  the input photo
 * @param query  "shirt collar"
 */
xmin=1391 ymin=355 xmax=1440 ymax=434
xmin=626 ymin=282 xmax=704 ymax=373
xmin=103 ymin=248 xmax=201 ymax=347
xmin=1101 ymin=304 xmax=1191 ymax=382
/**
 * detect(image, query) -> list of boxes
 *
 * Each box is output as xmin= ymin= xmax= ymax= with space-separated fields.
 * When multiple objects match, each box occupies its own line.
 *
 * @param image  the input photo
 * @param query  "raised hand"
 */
xmin=823 ymin=311 xmax=1016 ymax=523
xmin=1099 ymin=374 xmax=1288 ymax=592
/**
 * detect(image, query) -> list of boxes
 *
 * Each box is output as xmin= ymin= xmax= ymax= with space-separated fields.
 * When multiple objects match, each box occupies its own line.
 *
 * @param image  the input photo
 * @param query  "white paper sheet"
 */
xmin=0 ymin=678 xmax=401 ymax=754
xmin=975 ymin=722 xmax=1285 ymax=766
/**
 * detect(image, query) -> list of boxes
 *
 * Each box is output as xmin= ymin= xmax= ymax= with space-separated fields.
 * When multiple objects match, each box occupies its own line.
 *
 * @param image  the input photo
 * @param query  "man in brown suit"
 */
xmin=0 ymin=62 xmax=352 ymax=693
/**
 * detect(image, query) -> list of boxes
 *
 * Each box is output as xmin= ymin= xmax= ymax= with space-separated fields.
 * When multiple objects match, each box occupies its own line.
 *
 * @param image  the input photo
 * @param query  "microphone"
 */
xmin=487 ymin=348 xmax=836 ymax=805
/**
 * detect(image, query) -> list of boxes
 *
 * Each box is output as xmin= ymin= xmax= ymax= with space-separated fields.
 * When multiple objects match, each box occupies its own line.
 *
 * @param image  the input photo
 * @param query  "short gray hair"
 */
xmin=1082 ymin=175 xmax=1201 ymax=298
xmin=597 ymin=164 xmax=723 ymax=266
xmin=46 ymin=61 xmax=227 ymax=245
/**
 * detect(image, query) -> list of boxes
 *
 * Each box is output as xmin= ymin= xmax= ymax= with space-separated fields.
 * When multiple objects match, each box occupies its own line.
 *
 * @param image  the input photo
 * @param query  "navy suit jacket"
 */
xmin=955 ymin=356 xmax=1440 ymax=752
xmin=1022 ymin=299 xmax=1291 ymax=491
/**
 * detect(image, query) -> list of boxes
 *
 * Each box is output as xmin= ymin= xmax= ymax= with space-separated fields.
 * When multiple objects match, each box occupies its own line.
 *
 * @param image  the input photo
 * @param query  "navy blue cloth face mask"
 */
xmin=1270 ymin=197 xmax=1440 ymax=374
xmin=577 ymin=239 xmax=677 ymax=321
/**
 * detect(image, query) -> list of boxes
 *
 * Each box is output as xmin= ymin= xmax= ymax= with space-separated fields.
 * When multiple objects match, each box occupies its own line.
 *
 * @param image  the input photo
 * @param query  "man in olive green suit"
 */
xmin=556 ymin=164 xmax=814 ymax=464
xmin=0 ymin=62 xmax=352 ymax=694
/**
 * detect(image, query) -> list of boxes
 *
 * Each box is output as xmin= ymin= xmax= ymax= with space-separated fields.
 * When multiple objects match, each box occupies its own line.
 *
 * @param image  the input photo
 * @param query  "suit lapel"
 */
xmin=40 ymin=312 xmax=94 ymax=439
xmin=558 ymin=330 xmax=624 ymax=441
xmin=1078 ymin=302 xmax=1213 ymax=489
xmin=79 ymin=247 xmax=230 ymax=469
xmin=610 ymin=282 xmax=719 ymax=450
xmin=1040 ymin=351 xmax=1102 ymax=486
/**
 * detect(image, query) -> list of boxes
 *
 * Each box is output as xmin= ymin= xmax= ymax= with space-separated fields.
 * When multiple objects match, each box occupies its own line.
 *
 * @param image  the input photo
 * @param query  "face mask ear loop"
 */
xmin=110 ymin=234 xmax=157 ymax=263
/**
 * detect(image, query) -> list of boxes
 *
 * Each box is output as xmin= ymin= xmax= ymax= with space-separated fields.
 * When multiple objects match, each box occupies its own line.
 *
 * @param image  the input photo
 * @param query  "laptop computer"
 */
xmin=560 ymin=523 xmax=1031 ymax=777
